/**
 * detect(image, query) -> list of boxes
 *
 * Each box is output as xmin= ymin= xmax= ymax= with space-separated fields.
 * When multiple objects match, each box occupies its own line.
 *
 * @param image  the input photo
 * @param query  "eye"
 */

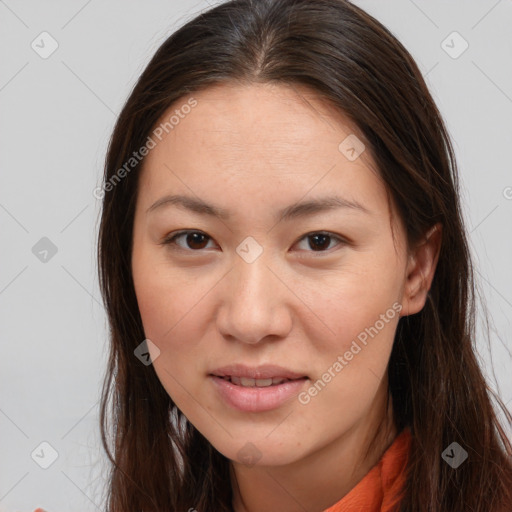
xmin=161 ymin=230 xmax=216 ymax=251
xmin=160 ymin=230 xmax=347 ymax=254
xmin=294 ymin=231 xmax=346 ymax=253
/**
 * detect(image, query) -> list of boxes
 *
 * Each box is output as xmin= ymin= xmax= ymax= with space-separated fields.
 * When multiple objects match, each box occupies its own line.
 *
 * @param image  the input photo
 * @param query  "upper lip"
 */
xmin=210 ymin=364 xmax=307 ymax=380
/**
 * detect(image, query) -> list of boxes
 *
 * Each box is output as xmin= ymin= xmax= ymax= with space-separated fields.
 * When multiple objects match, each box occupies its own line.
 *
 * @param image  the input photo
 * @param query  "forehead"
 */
xmin=157 ymin=82 xmax=365 ymax=156
xmin=136 ymin=82 xmax=395 ymax=228
xmin=141 ymin=83 xmax=377 ymax=180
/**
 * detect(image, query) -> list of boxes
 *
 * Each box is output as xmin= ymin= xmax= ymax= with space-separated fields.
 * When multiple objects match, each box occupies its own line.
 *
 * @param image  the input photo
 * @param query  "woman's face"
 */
xmin=131 ymin=82 xmax=423 ymax=467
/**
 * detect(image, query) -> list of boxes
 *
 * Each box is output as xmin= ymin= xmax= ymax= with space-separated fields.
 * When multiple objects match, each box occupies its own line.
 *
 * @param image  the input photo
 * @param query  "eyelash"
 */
xmin=160 ymin=230 xmax=347 ymax=255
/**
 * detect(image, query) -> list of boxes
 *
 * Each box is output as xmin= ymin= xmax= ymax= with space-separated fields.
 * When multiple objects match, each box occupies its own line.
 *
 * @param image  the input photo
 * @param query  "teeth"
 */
xmin=255 ymin=378 xmax=274 ymax=387
xmin=229 ymin=376 xmax=290 ymax=387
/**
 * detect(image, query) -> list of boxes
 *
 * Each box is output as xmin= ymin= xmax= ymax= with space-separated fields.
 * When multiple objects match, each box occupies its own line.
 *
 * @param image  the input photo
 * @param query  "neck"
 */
xmin=230 ymin=380 xmax=397 ymax=512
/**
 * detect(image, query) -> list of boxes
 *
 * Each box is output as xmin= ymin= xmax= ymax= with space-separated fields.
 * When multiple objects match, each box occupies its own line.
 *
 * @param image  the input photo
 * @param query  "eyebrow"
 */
xmin=146 ymin=193 xmax=371 ymax=221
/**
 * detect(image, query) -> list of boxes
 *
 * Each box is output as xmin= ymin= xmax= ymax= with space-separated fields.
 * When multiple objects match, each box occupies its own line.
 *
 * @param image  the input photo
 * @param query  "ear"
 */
xmin=400 ymin=223 xmax=442 ymax=317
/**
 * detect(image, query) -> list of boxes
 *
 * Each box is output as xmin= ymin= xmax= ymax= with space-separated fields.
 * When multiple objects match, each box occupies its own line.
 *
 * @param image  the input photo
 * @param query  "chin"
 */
xmin=209 ymin=435 xmax=308 ymax=468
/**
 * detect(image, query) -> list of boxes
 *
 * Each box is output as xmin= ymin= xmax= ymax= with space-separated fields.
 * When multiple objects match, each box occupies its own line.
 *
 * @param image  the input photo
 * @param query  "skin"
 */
xmin=131 ymin=82 xmax=442 ymax=512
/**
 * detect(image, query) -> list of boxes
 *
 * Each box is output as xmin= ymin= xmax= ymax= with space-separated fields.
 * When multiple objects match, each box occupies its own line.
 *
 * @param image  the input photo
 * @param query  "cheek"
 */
xmin=299 ymin=253 xmax=403 ymax=406
xmin=132 ymin=268 xmax=208 ymax=411
xmin=131 ymin=247 xmax=221 ymax=388
xmin=298 ymin=300 xmax=399 ymax=429
xmin=308 ymin=258 xmax=403 ymax=347
xmin=316 ymin=300 xmax=399 ymax=393
xmin=132 ymin=240 xmax=210 ymax=342
xmin=134 ymin=272 xmax=212 ymax=370
xmin=131 ymin=251 xmax=197 ymax=396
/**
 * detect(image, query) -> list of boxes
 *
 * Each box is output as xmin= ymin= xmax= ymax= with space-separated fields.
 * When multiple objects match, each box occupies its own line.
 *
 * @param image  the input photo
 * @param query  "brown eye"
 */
xmin=308 ymin=233 xmax=331 ymax=251
xmin=162 ymin=230 xmax=215 ymax=251
xmin=295 ymin=232 xmax=345 ymax=253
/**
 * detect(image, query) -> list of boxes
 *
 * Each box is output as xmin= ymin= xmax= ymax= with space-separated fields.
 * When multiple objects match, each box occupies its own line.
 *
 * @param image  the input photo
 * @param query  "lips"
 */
xmin=210 ymin=363 xmax=307 ymax=383
xmin=216 ymin=375 xmax=297 ymax=387
xmin=209 ymin=366 xmax=309 ymax=412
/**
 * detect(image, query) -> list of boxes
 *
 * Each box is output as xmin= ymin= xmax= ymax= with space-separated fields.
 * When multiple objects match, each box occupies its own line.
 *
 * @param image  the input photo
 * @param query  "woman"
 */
xmin=95 ymin=0 xmax=512 ymax=510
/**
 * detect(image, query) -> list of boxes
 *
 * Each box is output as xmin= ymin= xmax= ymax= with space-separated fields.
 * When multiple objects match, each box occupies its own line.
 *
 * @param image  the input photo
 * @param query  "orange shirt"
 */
xmin=323 ymin=428 xmax=411 ymax=512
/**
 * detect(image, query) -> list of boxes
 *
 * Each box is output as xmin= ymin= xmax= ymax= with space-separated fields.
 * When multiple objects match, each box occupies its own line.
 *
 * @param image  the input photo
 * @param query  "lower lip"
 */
xmin=209 ymin=375 xmax=308 ymax=412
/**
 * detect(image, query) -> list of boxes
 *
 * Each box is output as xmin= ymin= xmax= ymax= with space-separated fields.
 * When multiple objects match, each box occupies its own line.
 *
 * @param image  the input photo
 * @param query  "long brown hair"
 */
xmin=96 ymin=0 xmax=512 ymax=510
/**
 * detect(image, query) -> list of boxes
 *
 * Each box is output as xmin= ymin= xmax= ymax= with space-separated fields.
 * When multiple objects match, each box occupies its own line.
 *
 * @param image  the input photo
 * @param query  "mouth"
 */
xmin=209 ymin=363 xmax=308 ymax=384
xmin=213 ymin=375 xmax=307 ymax=387
xmin=208 ymin=364 xmax=309 ymax=412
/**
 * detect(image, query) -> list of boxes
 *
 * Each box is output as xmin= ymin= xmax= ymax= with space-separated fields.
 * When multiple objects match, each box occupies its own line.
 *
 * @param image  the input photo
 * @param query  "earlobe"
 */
xmin=400 ymin=223 xmax=442 ymax=317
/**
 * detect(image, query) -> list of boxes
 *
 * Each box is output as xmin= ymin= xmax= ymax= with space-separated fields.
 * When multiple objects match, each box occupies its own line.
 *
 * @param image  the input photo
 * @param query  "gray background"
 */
xmin=1 ymin=0 xmax=511 ymax=510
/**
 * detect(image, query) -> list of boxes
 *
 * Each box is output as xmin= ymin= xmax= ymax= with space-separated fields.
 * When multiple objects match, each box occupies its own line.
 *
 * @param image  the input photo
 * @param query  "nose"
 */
xmin=216 ymin=251 xmax=293 ymax=345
